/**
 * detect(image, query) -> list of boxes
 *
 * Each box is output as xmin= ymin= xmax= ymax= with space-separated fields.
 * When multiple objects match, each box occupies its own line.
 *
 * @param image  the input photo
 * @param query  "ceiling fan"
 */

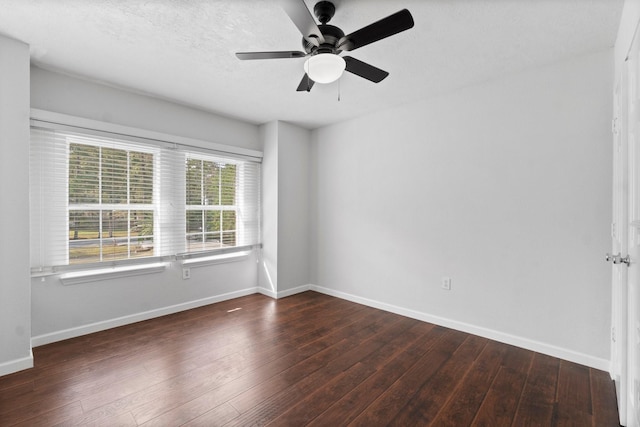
xmin=235 ymin=0 xmax=414 ymax=92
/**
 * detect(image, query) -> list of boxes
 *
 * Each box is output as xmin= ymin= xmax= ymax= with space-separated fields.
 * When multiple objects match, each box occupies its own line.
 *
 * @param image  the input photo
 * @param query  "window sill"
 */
xmin=181 ymin=250 xmax=251 ymax=268
xmin=59 ymin=262 xmax=167 ymax=286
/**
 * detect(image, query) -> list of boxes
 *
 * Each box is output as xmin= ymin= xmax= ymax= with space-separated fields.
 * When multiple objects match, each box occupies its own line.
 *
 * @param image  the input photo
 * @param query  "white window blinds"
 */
xmin=30 ymin=124 xmax=261 ymax=273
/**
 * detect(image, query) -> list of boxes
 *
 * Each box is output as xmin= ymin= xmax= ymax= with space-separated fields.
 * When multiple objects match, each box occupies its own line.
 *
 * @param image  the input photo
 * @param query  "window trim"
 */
xmin=181 ymin=250 xmax=252 ymax=268
xmin=59 ymin=262 xmax=167 ymax=286
xmin=30 ymin=109 xmax=263 ymax=162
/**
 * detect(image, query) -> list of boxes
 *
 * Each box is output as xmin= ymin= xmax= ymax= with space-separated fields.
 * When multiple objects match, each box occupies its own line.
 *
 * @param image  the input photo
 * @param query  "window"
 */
xmin=68 ymin=141 xmax=155 ymax=264
xmin=30 ymin=122 xmax=261 ymax=273
xmin=185 ymin=156 xmax=237 ymax=252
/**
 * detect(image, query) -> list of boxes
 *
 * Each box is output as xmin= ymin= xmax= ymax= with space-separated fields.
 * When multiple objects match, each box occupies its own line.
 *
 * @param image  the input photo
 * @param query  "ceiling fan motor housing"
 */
xmin=302 ymin=24 xmax=344 ymax=55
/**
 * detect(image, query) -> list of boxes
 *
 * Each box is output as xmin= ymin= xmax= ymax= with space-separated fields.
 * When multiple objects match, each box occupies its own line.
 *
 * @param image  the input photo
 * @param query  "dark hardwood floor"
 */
xmin=0 ymin=291 xmax=619 ymax=426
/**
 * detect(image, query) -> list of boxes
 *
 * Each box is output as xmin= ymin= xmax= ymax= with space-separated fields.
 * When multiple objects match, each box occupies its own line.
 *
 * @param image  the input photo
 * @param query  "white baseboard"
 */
xmin=309 ymin=285 xmax=610 ymax=371
xmin=0 ymin=351 xmax=33 ymax=376
xmin=276 ymin=285 xmax=311 ymax=299
xmin=257 ymin=285 xmax=310 ymax=299
xmin=31 ymin=287 xmax=259 ymax=347
xmin=257 ymin=286 xmax=277 ymax=299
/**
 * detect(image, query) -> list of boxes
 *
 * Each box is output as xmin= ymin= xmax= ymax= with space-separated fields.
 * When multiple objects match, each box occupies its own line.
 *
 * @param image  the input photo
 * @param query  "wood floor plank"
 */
xmin=9 ymin=400 xmax=83 ymax=427
xmin=269 ymin=319 xmax=431 ymax=426
xmin=139 ymin=391 xmax=238 ymax=426
xmin=224 ymin=315 xmax=415 ymax=426
xmin=267 ymin=361 xmax=377 ymax=427
xmin=428 ymin=340 xmax=507 ymax=426
xmin=224 ymin=310 xmax=392 ymax=415
xmin=386 ymin=335 xmax=489 ymax=426
xmin=590 ymin=368 xmax=620 ymax=427
xmin=501 ymin=344 xmax=534 ymax=372
xmin=511 ymin=352 xmax=560 ymax=426
xmin=307 ymin=323 xmax=445 ymax=427
xmin=0 ymin=291 xmax=620 ymax=427
xmin=552 ymin=402 xmax=594 ymax=426
xmin=0 ymin=373 xmax=35 ymax=393
xmin=346 ymin=328 xmax=468 ymax=426
xmin=470 ymin=366 xmax=527 ymax=427
xmin=556 ymin=360 xmax=593 ymax=415
xmin=72 ymin=297 xmax=372 ymax=425
xmin=129 ymin=305 xmax=384 ymax=425
xmin=0 ymin=386 xmax=87 ymax=426
xmin=179 ymin=402 xmax=239 ymax=427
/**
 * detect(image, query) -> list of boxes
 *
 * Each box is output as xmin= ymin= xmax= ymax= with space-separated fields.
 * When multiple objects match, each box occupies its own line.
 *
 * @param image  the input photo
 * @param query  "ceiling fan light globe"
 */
xmin=303 ymin=53 xmax=346 ymax=84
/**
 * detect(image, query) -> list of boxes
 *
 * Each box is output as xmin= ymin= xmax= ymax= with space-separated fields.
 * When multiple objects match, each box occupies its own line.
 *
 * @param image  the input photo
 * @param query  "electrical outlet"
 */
xmin=441 ymin=277 xmax=451 ymax=290
xmin=182 ymin=267 xmax=191 ymax=280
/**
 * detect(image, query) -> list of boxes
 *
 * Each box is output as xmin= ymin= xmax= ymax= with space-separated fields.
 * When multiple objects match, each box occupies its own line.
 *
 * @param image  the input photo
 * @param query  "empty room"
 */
xmin=0 ymin=0 xmax=635 ymax=425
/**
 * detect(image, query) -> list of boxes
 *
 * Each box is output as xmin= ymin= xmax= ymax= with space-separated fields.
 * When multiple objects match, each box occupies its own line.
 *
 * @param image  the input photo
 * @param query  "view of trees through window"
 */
xmin=68 ymin=143 xmax=154 ymax=264
xmin=185 ymin=157 xmax=237 ymax=252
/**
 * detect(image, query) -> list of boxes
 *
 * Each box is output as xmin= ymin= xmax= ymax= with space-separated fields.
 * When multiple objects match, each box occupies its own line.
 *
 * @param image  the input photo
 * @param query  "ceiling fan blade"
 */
xmin=296 ymin=74 xmax=315 ymax=92
xmin=281 ymin=0 xmax=325 ymax=47
xmin=343 ymin=56 xmax=389 ymax=83
xmin=337 ymin=9 xmax=414 ymax=52
xmin=236 ymin=51 xmax=306 ymax=60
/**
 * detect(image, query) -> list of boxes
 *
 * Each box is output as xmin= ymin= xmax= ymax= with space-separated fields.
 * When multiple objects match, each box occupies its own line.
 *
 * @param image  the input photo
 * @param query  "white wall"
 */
xmin=31 ymin=67 xmax=260 ymax=151
xmin=0 ymin=35 xmax=32 ymax=375
xmin=311 ymin=49 xmax=613 ymax=368
xmin=258 ymin=121 xmax=311 ymax=297
xmin=277 ymin=122 xmax=311 ymax=293
xmin=259 ymin=121 xmax=279 ymax=295
xmin=29 ymin=68 xmax=262 ymax=344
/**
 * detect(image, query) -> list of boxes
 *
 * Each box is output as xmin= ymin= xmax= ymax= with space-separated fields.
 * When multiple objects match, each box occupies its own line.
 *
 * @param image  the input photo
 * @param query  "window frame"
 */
xmin=67 ymin=138 xmax=158 ymax=265
xmin=185 ymin=154 xmax=240 ymax=253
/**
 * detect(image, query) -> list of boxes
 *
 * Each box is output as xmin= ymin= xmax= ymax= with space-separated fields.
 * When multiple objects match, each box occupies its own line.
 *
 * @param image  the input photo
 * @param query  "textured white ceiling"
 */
xmin=0 ymin=0 xmax=624 ymax=129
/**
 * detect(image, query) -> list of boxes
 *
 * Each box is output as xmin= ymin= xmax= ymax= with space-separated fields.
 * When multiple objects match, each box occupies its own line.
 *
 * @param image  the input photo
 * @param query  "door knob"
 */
xmin=606 ymin=253 xmax=631 ymax=265
xmin=617 ymin=255 xmax=631 ymax=265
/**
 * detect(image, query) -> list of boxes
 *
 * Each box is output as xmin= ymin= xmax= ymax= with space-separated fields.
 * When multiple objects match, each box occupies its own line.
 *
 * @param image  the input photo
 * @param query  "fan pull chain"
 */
xmin=338 ymin=78 xmax=341 ymax=101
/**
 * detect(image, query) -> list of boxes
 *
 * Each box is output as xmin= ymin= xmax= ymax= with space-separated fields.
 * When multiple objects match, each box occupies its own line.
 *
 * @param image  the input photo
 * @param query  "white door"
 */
xmin=627 ymin=34 xmax=640 ymax=426
xmin=613 ymin=28 xmax=640 ymax=427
